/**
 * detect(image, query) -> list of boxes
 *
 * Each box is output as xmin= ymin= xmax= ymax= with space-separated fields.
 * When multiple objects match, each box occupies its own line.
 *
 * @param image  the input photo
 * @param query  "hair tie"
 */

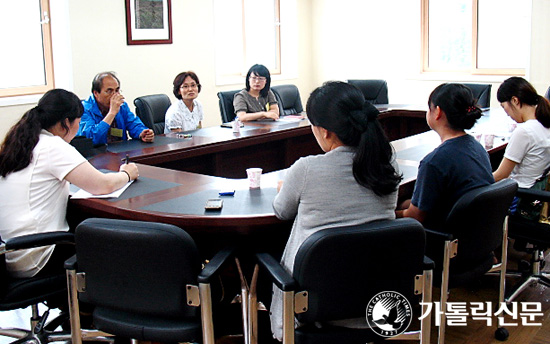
xmin=364 ymin=102 xmax=379 ymax=121
xmin=466 ymin=105 xmax=477 ymax=113
xmin=349 ymin=110 xmax=368 ymax=132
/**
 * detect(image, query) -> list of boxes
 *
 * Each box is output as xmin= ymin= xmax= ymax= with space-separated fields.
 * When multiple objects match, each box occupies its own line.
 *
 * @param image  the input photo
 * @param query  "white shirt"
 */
xmin=505 ymin=119 xmax=550 ymax=188
xmin=0 ymin=130 xmax=86 ymax=278
xmin=164 ymin=99 xmax=203 ymax=133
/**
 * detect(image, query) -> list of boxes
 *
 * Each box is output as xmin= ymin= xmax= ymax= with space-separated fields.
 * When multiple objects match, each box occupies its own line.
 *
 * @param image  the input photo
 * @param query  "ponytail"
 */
xmin=351 ymin=103 xmax=402 ymax=196
xmin=306 ymin=81 xmax=402 ymax=196
xmin=0 ymin=109 xmax=42 ymax=177
xmin=497 ymin=77 xmax=550 ymax=128
xmin=536 ymin=95 xmax=550 ymax=128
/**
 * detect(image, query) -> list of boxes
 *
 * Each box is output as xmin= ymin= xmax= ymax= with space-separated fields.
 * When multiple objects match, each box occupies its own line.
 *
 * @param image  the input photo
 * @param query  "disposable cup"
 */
xmin=246 ymin=168 xmax=262 ymax=188
xmin=484 ymin=134 xmax=495 ymax=149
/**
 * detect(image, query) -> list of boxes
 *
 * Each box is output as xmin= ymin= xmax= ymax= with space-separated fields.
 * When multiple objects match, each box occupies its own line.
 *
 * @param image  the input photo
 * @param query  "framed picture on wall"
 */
xmin=125 ymin=0 xmax=172 ymax=45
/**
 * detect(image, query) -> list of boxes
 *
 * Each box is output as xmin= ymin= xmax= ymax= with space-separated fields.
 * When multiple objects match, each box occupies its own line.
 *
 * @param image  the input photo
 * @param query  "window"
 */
xmin=0 ymin=0 xmax=54 ymax=98
xmin=421 ymin=0 xmax=530 ymax=75
xmin=214 ymin=0 xmax=282 ymax=83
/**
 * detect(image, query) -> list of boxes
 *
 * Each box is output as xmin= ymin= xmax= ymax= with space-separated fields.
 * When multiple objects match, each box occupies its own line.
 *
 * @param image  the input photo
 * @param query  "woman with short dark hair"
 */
xmin=233 ymin=64 xmax=279 ymax=122
xmin=165 ymin=71 xmax=204 ymax=133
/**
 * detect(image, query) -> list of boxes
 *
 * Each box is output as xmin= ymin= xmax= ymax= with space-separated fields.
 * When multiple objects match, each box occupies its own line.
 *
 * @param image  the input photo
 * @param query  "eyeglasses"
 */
xmin=249 ymin=76 xmax=267 ymax=82
xmin=181 ymin=83 xmax=199 ymax=90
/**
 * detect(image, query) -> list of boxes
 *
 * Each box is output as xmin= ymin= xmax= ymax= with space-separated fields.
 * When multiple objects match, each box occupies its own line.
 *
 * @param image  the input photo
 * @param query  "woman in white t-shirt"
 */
xmin=493 ymin=77 xmax=550 ymax=188
xmin=164 ymin=71 xmax=203 ymax=133
xmin=0 ymin=89 xmax=139 ymax=279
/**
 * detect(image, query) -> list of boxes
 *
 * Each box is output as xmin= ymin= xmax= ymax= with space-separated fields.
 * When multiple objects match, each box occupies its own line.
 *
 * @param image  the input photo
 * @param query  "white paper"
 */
xmin=70 ymin=181 xmax=133 ymax=199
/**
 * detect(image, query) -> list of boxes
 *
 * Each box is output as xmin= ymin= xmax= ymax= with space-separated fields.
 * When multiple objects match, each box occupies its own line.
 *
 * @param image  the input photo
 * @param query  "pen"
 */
xmin=122 ymin=154 xmax=129 ymax=164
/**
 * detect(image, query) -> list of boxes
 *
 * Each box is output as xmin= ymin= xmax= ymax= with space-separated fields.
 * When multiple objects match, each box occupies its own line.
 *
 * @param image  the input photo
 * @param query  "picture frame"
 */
xmin=125 ymin=0 xmax=172 ymax=45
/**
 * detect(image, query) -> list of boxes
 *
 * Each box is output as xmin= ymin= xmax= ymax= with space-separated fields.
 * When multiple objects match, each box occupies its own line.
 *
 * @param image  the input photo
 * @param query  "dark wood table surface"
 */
xmin=68 ymin=107 xmax=512 ymax=252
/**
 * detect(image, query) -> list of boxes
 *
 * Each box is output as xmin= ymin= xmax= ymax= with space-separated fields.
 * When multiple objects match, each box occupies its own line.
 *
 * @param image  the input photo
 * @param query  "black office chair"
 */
xmin=133 ymin=94 xmax=171 ymax=135
xmin=0 ymin=232 xmax=74 ymax=344
xmin=217 ymin=90 xmax=241 ymax=123
xmin=254 ymin=218 xmax=434 ymax=344
xmin=271 ymin=85 xmax=304 ymax=116
xmin=544 ymin=86 xmax=550 ymax=101
xmin=347 ymin=79 xmax=389 ymax=104
xmin=463 ymin=83 xmax=492 ymax=108
xmin=505 ymin=187 xmax=550 ymax=303
xmin=424 ymin=178 xmax=518 ymax=343
xmin=65 ymin=218 xmax=234 ymax=344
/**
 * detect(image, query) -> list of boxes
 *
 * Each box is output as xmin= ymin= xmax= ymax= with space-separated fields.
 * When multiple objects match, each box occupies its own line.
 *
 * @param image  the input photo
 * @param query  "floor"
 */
xmin=1 ymin=244 xmax=549 ymax=344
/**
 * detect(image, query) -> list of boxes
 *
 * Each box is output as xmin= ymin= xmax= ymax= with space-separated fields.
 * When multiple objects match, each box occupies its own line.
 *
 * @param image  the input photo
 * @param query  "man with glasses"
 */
xmin=78 ymin=71 xmax=154 ymax=145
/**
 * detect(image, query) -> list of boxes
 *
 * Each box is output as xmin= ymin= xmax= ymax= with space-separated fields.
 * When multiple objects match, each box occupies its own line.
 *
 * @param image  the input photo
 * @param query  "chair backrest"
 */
xmin=133 ymin=94 xmax=171 ymax=135
xmin=347 ymin=79 xmax=389 ymax=104
xmin=445 ymin=179 xmax=517 ymax=273
xmin=545 ymin=86 xmax=550 ymax=101
xmin=462 ymin=83 xmax=492 ymax=108
xmin=292 ymin=218 xmax=425 ymax=323
xmin=271 ymin=84 xmax=304 ymax=116
xmin=217 ymin=90 xmax=241 ymax=123
xmin=75 ymin=218 xmax=201 ymax=317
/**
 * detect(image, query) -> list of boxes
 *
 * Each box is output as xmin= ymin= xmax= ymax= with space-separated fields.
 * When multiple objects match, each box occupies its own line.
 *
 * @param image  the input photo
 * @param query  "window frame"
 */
xmin=421 ymin=0 xmax=525 ymax=76
xmin=213 ymin=0 xmax=282 ymax=83
xmin=0 ymin=0 xmax=55 ymax=98
xmin=241 ymin=0 xmax=282 ymax=76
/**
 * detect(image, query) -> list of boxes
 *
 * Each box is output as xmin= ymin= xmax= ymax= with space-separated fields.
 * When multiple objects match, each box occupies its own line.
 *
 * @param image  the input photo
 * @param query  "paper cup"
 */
xmin=484 ymin=134 xmax=495 ymax=149
xmin=246 ymin=168 xmax=262 ymax=188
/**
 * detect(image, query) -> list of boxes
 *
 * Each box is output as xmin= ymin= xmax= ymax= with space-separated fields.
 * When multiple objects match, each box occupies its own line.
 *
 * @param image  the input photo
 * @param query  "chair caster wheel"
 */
xmin=495 ymin=327 xmax=509 ymax=341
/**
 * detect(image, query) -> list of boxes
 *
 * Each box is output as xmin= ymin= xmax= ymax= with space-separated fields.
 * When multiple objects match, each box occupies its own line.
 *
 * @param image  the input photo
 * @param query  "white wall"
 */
xmin=0 ymin=0 xmax=314 ymax=138
xmin=310 ymin=0 xmax=549 ymax=107
xmin=0 ymin=0 xmax=548 ymax=140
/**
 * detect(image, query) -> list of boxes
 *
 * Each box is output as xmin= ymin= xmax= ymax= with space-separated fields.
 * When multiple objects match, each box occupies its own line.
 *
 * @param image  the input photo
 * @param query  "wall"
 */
xmin=310 ymin=0 xmax=549 ymax=107
xmin=0 ymin=0 xmax=548 ymax=140
xmin=0 ymin=0 xmax=314 ymax=138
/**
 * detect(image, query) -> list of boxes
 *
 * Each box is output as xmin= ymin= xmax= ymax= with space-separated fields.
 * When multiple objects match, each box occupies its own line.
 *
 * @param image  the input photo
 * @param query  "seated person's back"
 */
xmin=270 ymin=81 xmax=402 ymax=341
xmin=398 ymin=83 xmax=494 ymax=230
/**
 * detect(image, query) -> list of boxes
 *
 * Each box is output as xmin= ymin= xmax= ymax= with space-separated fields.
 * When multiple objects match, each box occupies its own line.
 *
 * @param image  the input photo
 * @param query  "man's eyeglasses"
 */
xmin=181 ymin=83 xmax=199 ymax=90
xmin=249 ymin=76 xmax=267 ymax=82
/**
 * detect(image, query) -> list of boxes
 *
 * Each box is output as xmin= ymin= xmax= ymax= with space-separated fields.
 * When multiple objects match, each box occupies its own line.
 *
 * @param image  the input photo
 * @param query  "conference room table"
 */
xmin=68 ymin=106 xmax=512 ymax=255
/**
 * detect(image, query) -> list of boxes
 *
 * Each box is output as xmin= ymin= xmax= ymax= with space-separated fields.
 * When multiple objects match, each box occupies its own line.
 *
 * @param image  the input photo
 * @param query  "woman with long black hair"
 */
xmin=0 ymin=89 xmax=139 ymax=279
xmin=269 ymin=81 xmax=401 ymax=340
xmin=493 ymin=76 xmax=550 ymax=188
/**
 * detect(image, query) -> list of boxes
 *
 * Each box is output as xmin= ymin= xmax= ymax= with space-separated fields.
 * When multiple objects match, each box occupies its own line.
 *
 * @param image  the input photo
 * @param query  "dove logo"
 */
xmin=366 ymin=291 xmax=412 ymax=337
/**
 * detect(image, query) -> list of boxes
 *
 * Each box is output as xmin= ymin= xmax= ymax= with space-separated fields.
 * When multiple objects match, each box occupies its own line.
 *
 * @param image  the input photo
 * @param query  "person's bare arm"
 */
xmin=493 ymin=157 xmax=517 ymax=182
xmin=65 ymin=161 xmax=139 ymax=195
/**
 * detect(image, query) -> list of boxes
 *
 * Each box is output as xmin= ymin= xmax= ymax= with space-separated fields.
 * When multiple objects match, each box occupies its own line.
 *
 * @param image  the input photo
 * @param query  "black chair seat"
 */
xmin=134 ymin=94 xmax=171 ymax=135
xmin=93 ymin=307 xmax=201 ymax=342
xmin=508 ymin=216 xmax=550 ymax=246
xmin=217 ymin=90 xmax=240 ymax=123
xmin=462 ymin=83 xmax=492 ymax=108
xmin=347 ymin=79 xmax=389 ymax=104
xmin=271 ymin=85 xmax=303 ymax=116
xmin=295 ymin=324 xmax=379 ymax=344
xmin=0 ymin=274 xmax=66 ymax=310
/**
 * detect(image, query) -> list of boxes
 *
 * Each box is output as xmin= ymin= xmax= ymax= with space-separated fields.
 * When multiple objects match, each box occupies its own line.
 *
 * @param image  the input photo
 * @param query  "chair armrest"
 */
xmin=516 ymin=187 xmax=550 ymax=202
xmin=255 ymin=252 xmax=295 ymax=292
xmin=4 ymin=232 xmax=74 ymax=251
xmin=64 ymin=254 xmax=77 ymax=270
xmin=198 ymin=246 xmax=235 ymax=284
xmin=423 ymin=256 xmax=435 ymax=270
xmin=424 ymin=228 xmax=454 ymax=241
